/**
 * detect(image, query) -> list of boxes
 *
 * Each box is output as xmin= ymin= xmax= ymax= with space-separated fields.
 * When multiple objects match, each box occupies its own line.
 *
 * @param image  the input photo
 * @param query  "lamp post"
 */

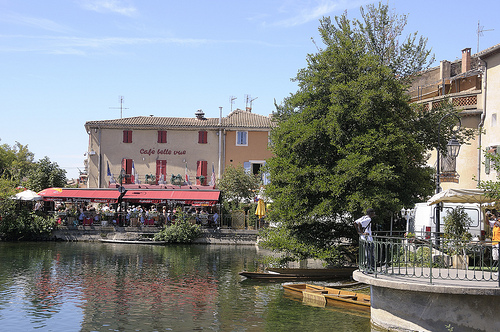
xmin=435 ymin=113 xmax=462 ymax=241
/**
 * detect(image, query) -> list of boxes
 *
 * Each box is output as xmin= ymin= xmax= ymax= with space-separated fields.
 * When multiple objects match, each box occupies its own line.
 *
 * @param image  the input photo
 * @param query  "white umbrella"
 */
xmin=427 ymin=188 xmax=496 ymax=205
xmin=14 ymin=190 xmax=42 ymax=201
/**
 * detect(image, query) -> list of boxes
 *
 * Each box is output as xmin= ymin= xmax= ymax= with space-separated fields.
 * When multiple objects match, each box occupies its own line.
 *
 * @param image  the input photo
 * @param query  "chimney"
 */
xmin=440 ymin=60 xmax=451 ymax=80
xmin=195 ymin=109 xmax=205 ymax=120
xmin=462 ymin=48 xmax=471 ymax=73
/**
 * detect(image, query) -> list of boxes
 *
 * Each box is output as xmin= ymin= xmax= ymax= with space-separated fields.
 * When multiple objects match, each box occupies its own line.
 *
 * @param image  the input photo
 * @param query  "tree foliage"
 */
xmin=356 ymin=2 xmax=434 ymax=81
xmin=217 ymin=165 xmax=260 ymax=210
xmin=0 ymin=141 xmax=35 ymax=183
xmin=24 ymin=156 xmax=67 ymax=192
xmin=262 ymin=5 xmax=471 ymax=263
xmin=154 ymin=211 xmax=202 ymax=243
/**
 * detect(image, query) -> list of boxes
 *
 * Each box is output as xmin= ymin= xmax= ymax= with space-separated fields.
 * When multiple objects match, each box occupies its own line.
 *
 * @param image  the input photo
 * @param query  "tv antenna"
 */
xmin=245 ymin=94 xmax=258 ymax=111
xmin=110 ymin=96 xmax=129 ymax=118
xmin=477 ymin=20 xmax=494 ymax=53
xmin=230 ymin=96 xmax=237 ymax=112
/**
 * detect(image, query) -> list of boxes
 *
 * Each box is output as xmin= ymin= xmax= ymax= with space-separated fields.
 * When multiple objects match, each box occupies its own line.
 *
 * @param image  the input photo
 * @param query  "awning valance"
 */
xmin=38 ymin=188 xmax=221 ymax=206
xmin=38 ymin=188 xmax=120 ymax=203
xmin=122 ymin=189 xmax=220 ymax=205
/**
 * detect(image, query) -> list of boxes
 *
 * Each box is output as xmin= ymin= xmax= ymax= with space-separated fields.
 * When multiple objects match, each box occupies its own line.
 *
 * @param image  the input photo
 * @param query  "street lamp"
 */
xmin=435 ymin=113 xmax=462 ymax=239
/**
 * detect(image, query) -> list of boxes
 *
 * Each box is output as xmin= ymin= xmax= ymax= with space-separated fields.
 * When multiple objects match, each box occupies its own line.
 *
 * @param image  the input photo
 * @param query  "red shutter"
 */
xmin=123 ymin=130 xmax=132 ymax=143
xmin=197 ymin=160 xmax=208 ymax=185
xmin=156 ymin=160 xmax=166 ymax=184
xmin=158 ymin=131 xmax=167 ymax=143
xmin=198 ymin=131 xmax=207 ymax=144
xmin=121 ymin=158 xmax=133 ymax=184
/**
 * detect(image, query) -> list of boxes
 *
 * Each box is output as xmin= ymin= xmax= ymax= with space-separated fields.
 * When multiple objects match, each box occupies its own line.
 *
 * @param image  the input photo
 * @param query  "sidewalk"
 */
xmin=353 ymin=268 xmax=500 ymax=295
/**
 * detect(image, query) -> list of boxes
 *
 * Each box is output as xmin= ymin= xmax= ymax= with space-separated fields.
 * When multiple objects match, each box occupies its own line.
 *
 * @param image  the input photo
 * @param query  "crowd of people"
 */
xmin=55 ymin=202 xmax=219 ymax=228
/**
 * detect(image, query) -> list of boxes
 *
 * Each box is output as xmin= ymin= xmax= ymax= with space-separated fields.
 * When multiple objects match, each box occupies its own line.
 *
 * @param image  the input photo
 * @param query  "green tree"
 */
xmin=478 ymin=149 xmax=500 ymax=199
xmin=0 ymin=141 xmax=35 ymax=183
xmin=25 ymin=156 xmax=67 ymax=192
xmin=262 ymin=7 xmax=470 ymax=264
xmin=217 ymin=165 xmax=260 ymax=210
xmin=356 ymin=2 xmax=434 ymax=81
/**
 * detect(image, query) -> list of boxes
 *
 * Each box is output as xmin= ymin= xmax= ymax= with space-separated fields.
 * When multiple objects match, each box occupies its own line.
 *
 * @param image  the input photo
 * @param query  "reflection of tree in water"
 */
xmin=1 ymin=243 xmax=356 ymax=331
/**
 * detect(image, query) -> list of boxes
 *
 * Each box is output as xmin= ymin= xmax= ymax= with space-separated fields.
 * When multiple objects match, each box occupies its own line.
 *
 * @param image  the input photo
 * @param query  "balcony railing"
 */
xmin=359 ymin=233 xmax=500 ymax=287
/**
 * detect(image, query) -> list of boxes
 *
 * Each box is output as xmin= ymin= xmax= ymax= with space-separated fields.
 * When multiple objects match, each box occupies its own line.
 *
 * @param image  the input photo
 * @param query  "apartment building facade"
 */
xmin=84 ymin=109 xmax=274 ymax=188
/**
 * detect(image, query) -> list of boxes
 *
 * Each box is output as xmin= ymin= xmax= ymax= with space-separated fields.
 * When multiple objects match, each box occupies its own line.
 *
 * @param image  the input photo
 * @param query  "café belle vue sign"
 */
xmin=139 ymin=148 xmax=187 ymax=156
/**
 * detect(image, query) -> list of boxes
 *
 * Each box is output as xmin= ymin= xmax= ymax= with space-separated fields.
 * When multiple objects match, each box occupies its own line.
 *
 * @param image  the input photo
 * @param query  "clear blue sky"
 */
xmin=1 ymin=0 xmax=498 ymax=179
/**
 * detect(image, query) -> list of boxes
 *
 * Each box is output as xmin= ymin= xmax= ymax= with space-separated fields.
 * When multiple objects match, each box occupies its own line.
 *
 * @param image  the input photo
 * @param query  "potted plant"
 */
xmin=443 ymin=207 xmax=472 ymax=269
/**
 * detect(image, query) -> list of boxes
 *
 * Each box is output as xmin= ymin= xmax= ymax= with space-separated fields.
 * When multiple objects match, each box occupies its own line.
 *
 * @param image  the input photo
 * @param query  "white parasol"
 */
xmin=427 ymin=188 xmax=497 ymax=205
xmin=13 ymin=190 xmax=42 ymax=201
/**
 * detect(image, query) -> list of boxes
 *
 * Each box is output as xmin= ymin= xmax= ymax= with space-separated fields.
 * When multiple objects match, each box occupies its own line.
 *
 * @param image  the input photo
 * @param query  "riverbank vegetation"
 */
xmin=0 ymin=142 xmax=68 ymax=240
xmin=154 ymin=211 xmax=202 ymax=243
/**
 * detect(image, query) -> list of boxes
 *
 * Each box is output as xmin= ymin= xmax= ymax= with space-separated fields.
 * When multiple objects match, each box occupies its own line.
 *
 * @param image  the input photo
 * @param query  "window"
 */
xmin=158 ymin=131 xmax=167 ymax=143
xmin=485 ymin=146 xmax=497 ymax=175
xmin=236 ymin=131 xmax=248 ymax=146
xmin=197 ymin=160 xmax=208 ymax=185
xmin=123 ymin=130 xmax=132 ymax=143
xmin=198 ymin=131 xmax=208 ymax=144
xmin=156 ymin=160 xmax=167 ymax=184
xmin=121 ymin=158 xmax=133 ymax=184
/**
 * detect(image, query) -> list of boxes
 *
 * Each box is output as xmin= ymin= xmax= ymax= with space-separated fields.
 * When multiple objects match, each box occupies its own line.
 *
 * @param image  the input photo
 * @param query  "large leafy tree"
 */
xmin=0 ymin=141 xmax=35 ymax=183
xmin=24 ymin=156 xmax=67 ymax=192
xmin=261 ymin=7 xmax=469 ymax=264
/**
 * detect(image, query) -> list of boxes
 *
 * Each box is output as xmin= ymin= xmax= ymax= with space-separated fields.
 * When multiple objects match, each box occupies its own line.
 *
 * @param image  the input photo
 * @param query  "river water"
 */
xmin=0 ymin=242 xmax=371 ymax=331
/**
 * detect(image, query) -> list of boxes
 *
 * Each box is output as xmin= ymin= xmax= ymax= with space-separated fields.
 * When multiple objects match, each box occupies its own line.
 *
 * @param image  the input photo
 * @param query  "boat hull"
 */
xmin=239 ymin=267 xmax=356 ymax=281
xmin=283 ymin=283 xmax=370 ymax=308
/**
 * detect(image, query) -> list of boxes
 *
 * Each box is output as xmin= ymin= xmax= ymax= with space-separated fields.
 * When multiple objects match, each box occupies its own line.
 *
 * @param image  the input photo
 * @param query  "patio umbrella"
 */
xmin=255 ymin=199 xmax=266 ymax=218
xmin=14 ymin=190 xmax=42 ymax=201
xmin=427 ymin=188 xmax=497 ymax=205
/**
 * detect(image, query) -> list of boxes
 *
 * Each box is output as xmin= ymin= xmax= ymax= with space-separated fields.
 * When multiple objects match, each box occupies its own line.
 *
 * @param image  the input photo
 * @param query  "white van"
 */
xmin=407 ymin=202 xmax=485 ymax=240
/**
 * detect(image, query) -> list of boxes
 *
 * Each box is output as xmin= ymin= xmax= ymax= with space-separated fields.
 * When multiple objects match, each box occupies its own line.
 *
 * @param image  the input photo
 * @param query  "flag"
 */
xmin=107 ymin=161 xmax=111 ymax=177
xmin=131 ymin=161 xmax=136 ymax=184
xmin=210 ymin=163 xmax=216 ymax=187
xmin=185 ymin=163 xmax=190 ymax=185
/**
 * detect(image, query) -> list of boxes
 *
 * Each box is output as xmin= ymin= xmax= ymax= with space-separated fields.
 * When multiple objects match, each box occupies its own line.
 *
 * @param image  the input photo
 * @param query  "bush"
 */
xmin=154 ymin=213 xmax=202 ymax=243
xmin=0 ymin=200 xmax=56 ymax=241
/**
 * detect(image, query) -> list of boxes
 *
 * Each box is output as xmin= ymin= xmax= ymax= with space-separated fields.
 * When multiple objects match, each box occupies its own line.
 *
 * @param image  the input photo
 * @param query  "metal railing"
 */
xmin=359 ymin=233 xmax=500 ymax=286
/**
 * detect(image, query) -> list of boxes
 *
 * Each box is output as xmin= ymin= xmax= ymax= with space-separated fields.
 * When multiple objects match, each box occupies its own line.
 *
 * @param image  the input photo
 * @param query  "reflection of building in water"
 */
xmin=84 ymin=108 xmax=274 ymax=189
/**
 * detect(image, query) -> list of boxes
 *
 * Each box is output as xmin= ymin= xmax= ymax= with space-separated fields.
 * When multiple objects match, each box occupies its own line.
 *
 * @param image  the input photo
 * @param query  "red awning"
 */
xmin=38 ymin=188 xmax=120 ymax=203
xmin=122 ymin=189 xmax=220 ymax=205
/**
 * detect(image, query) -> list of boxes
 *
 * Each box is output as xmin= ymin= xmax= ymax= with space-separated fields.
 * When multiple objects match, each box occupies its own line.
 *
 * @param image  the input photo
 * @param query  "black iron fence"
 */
xmin=359 ymin=233 xmax=500 ymax=286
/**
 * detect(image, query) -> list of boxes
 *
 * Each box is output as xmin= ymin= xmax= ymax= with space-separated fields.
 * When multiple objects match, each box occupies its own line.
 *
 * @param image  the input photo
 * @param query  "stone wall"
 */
xmin=51 ymin=226 xmax=258 ymax=245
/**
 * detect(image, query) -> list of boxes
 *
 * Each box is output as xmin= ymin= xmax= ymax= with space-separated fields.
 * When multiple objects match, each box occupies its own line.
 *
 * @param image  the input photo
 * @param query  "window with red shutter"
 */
xmin=121 ymin=158 xmax=133 ymax=184
xmin=158 ymin=131 xmax=167 ymax=143
xmin=196 ymin=160 xmax=208 ymax=185
xmin=198 ymin=131 xmax=207 ymax=144
xmin=123 ymin=130 xmax=132 ymax=143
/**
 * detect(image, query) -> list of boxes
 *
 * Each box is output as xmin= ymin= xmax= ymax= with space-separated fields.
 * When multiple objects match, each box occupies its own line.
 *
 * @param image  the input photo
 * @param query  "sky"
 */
xmin=1 ymin=0 xmax=499 ymax=180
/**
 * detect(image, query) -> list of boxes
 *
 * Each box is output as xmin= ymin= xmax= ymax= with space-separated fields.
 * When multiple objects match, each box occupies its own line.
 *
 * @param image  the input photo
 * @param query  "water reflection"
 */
xmin=0 ymin=242 xmax=370 ymax=331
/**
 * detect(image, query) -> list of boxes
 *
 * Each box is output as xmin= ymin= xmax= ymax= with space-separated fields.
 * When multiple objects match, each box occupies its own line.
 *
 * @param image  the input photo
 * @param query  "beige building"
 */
xmin=409 ymin=44 xmax=500 ymax=191
xmin=84 ymin=109 xmax=274 ymax=188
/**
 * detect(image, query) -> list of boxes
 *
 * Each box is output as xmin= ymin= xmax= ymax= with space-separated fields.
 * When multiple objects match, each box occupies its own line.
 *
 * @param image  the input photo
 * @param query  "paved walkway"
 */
xmin=353 ymin=268 xmax=500 ymax=295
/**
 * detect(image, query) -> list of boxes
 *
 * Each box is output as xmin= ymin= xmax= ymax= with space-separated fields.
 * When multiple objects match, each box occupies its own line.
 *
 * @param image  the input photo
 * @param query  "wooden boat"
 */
xmin=268 ymin=267 xmax=356 ymax=277
xmin=239 ymin=267 xmax=356 ymax=280
xmin=283 ymin=283 xmax=370 ymax=308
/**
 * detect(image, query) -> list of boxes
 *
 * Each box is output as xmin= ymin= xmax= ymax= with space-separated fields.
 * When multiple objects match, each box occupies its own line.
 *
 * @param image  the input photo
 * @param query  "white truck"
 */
xmin=406 ymin=202 xmax=486 ymax=240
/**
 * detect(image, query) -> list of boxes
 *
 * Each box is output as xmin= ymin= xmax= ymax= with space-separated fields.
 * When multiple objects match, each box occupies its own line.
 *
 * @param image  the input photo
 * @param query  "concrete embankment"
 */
xmin=51 ymin=226 xmax=259 ymax=245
